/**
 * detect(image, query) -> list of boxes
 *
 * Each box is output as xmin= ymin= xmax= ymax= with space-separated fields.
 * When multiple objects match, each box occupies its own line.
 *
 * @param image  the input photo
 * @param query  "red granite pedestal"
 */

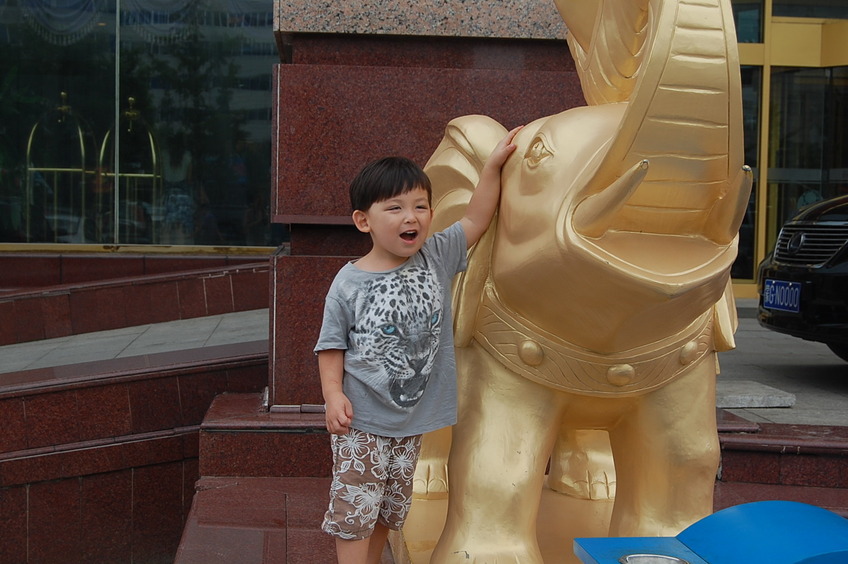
xmin=179 ymin=398 xmax=848 ymax=563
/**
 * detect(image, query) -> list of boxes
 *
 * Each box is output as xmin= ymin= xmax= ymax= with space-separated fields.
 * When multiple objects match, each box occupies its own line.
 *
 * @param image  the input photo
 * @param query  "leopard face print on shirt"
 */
xmin=353 ymin=266 xmax=443 ymax=408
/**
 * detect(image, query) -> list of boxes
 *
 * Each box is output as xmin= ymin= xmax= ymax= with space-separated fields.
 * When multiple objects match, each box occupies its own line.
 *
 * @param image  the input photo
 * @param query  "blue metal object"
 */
xmin=574 ymin=501 xmax=848 ymax=564
xmin=574 ymin=537 xmax=707 ymax=564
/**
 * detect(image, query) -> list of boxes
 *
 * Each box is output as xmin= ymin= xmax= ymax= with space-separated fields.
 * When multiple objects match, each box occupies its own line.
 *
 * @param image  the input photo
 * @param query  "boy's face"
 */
xmin=352 ymin=186 xmax=433 ymax=265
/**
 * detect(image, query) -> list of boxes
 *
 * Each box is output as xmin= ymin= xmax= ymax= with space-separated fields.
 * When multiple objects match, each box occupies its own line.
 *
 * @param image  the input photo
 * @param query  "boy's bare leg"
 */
xmin=335 ymin=537 xmax=368 ymax=564
xmin=366 ymin=523 xmax=389 ymax=563
xmin=334 ymin=524 xmax=388 ymax=564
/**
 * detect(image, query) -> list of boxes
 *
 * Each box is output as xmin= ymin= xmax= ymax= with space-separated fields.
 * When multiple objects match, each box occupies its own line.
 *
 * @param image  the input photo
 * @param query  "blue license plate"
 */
xmin=763 ymin=279 xmax=801 ymax=313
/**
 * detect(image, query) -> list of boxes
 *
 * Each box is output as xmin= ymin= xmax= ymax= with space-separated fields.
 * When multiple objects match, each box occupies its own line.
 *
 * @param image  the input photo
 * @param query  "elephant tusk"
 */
xmin=572 ymin=159 xmax=649 ymax=239
xmin=704 ymin=165 xmax=754 ymax=245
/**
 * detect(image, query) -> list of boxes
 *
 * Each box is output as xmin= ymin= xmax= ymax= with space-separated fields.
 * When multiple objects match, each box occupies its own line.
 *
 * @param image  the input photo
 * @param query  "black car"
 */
xmin=757 ymin=194 xmax=848 ymax=362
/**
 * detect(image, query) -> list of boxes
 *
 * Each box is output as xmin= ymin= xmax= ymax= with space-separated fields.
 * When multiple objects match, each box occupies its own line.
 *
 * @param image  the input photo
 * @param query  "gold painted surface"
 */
xmin=771 ymin=19 xmax=825 ymax=67
xmin=821 ymin=20 xmax=848 ymax=66
xmin=771 ymin=18 xmax=848 ymax=67
xmin=737 ymin=42 xmax=765 ymax=65
xmin=405 ymin=0 xmax=752 ymax=562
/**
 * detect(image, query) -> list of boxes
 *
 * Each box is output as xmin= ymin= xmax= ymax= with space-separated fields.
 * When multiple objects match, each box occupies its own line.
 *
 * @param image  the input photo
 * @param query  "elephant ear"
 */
xmin=564 ymin=0 xmax=751 ymax=244
xmin=424 ymin=115 xmax=508 ymax=347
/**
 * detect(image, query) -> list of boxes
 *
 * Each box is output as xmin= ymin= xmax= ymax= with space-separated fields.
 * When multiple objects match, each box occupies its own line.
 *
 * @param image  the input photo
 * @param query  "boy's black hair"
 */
xmin=349 ymin=156 xmax=432 ymax=212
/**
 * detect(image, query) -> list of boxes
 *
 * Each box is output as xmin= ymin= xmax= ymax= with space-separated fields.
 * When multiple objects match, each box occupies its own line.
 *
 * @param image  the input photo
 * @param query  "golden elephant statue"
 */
xmin=408 ymin=0 xmax=752 ymax=561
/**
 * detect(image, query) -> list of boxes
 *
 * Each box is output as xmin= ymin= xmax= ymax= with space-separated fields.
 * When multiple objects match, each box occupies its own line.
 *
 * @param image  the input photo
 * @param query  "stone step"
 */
xmin=186 ymin=400 xmax=848 ymax=563
xmin=0 ymin=261 xmax=268 ymax=346
xmin=718 ymin=418 xmax=848 ymax=494
xmin=174 ymin=476 xmax=335 ymax=564
xmin=0 ymin=342 xmax=268 ymax=564
xmin=716 ymin=379 xmax=796 ymax=409
xmin=199 ymin=393 xmax=331 ymax=478
xmin=197 ymin=397 xmax=848 ymax=495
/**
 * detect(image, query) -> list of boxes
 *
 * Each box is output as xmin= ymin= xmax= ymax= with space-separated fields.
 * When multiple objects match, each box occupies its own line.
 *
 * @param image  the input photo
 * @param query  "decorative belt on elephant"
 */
xmin=473 ymin=285 xmax=714 ymax=397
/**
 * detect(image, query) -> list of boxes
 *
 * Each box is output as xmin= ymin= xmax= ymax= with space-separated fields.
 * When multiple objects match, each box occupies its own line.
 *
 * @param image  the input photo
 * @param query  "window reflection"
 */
xmin=0 ymin=0 xmax=281 ymax=247
xmin=24 ymin=92 xmax=99 ymax=243
xmin=732 ymin=66 xmax=762 ymax=280
xmin=773 ymin=0 xmax=848 ymax=18
xmin=767 ymin=66 xmax=848 ymax=249
xmin=731 ymin=0 xmax=763 ymax=43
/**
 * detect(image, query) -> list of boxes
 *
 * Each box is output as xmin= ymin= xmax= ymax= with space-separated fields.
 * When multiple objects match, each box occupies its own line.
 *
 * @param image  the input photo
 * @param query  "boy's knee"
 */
xmin=322 ymin=519 xmax=374 ymax=541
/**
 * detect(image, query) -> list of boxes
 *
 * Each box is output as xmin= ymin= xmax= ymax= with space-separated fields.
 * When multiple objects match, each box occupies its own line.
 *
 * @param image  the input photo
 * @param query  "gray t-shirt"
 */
xmin=314 ymin=222 xmax=467 ymax=437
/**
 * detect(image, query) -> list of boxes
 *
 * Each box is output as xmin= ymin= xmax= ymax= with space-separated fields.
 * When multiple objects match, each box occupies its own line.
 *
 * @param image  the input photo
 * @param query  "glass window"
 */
xmin=766 ymin=66 xmax=848 ymax=249
xmin=731 ymin=0 xmax=763 ymax=43
xmin=773 ymin=0 xmax=848 ymax=18
xmin=732 ymin=66 xmax=761 ymax=280
xmin=0 ymin=0 xmax=282 ymax=248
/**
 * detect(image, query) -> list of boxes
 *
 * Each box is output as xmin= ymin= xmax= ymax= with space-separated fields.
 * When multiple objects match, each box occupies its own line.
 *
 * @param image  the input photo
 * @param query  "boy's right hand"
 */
xmin=324 ymin=392 xmax=353 ymax=434
xmin=484 ymin=125 xmax=523 ymax=171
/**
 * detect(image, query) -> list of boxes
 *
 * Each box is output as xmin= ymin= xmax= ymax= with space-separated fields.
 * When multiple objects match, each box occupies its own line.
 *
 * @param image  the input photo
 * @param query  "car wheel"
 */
xmin=826 ymin=343 xmax=848 ymax=362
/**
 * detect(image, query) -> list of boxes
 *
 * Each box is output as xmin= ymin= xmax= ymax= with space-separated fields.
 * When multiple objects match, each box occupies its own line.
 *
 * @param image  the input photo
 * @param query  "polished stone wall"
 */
xmin=0 ymin=346 xmax=267 ymax=563
xmin=0 ymin=261 xmax=268 ymax=345
xmin=270 ymin=0 xmax=584 ymax=407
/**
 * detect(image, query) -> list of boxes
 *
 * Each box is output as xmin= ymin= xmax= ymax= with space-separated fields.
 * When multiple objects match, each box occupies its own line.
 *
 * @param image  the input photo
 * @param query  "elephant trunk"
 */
xmin=563 ymin=0 xmax=750 ymax=244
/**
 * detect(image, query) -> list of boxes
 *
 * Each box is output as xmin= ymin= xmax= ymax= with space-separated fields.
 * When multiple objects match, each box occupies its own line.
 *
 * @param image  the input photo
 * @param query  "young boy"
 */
xmin=314 ymin=126 xmax=521 ymax=563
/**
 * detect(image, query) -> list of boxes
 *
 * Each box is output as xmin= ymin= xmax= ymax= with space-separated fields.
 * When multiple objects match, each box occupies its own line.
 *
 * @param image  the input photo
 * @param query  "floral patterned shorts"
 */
xmin=322 ymin=428 xmax=422 ymax=540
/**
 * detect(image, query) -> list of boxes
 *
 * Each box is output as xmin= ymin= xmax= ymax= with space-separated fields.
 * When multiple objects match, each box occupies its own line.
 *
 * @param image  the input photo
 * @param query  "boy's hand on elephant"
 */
xmin=485 ymin=125 xmax=523 ymax=171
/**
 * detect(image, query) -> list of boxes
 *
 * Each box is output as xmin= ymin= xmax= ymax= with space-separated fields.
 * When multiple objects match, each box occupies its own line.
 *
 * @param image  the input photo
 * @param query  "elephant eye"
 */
xmin=524 ymin=137 xmax=553 ymax=167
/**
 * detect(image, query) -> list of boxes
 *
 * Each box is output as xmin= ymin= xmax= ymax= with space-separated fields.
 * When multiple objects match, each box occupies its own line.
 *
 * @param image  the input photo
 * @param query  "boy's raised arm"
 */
xmin=459 ymin=125 xmax=522 ymax=249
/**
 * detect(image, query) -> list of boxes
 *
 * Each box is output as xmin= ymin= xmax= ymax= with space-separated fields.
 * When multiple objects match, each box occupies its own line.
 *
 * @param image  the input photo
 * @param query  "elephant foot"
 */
xmin=547 ymin=468 xmax=616 ymax=500
xmin=548 ymin=429 xmax=617 ymax=500
xmin=414 ymin=426 xmax=451 ymax=499
xmin=412 ymin=458 xmax=448 ymax=499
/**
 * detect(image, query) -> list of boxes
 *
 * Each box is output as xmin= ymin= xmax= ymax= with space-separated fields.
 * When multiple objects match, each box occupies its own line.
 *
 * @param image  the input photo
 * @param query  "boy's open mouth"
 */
xmin=400 ymin=230 xmax=418 ymax=241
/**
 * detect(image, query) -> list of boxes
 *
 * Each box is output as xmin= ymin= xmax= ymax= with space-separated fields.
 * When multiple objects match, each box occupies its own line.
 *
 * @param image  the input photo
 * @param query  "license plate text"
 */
xmin=763 ymin=279 xmax=801 ymax=313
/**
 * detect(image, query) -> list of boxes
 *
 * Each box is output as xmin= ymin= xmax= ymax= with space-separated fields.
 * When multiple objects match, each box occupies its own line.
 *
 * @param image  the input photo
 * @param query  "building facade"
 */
xmin=1 ymin=0 xmax=282 ymax=250
xmin=731 ymin=0 xmax=848 ymax=296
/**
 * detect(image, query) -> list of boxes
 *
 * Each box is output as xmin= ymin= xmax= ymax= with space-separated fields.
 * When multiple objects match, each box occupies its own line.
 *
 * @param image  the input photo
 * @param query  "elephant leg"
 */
xmin=607 ymin=355 xmax=720 ymax=537
xmin=430 ymin=340 xmax=563 ymax=564
xmin=548 ymin=428 xmax=616 ymax=500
